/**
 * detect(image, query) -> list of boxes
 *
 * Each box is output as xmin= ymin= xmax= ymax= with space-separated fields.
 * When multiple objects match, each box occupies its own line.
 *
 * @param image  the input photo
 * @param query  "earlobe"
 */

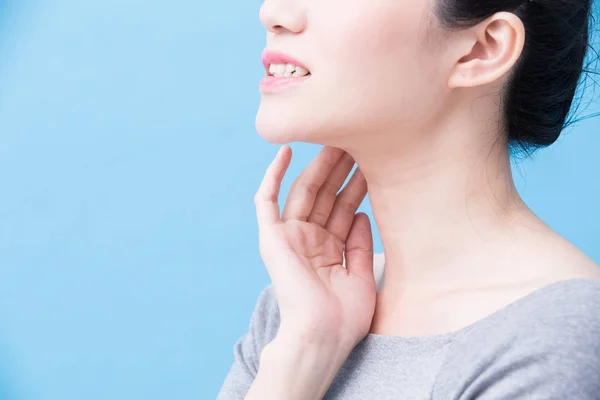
xmin=447 ymin=12 xmax=526 ymax=89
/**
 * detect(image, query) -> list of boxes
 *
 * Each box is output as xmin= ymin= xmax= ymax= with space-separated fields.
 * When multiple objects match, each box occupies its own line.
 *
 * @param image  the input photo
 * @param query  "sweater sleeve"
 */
xmin=217 ymin=285 xmax=280 ymax=400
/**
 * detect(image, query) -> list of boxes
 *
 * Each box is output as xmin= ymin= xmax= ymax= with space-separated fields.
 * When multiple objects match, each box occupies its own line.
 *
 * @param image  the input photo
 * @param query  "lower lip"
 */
xmin=259 ymin=75 xmax=311 ymax=92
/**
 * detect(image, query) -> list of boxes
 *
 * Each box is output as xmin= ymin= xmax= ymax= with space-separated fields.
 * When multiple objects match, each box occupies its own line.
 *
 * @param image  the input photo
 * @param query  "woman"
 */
xmin=219 ymin=0 xmax=600 ymax=398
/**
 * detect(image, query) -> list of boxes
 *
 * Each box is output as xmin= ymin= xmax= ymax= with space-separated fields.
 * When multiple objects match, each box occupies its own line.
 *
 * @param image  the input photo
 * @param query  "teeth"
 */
xmin=269 ymin=63 xmax=286 ymax=75
xmin=294 ymin=66 xmax=309 ymax=76
xmin=269 ymin=63 xmax=310 ymax=77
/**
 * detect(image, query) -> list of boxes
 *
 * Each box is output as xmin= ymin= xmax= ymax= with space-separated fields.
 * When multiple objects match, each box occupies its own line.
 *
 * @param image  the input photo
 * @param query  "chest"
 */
xmin=323 ymin=343 xmax=448 ymax=399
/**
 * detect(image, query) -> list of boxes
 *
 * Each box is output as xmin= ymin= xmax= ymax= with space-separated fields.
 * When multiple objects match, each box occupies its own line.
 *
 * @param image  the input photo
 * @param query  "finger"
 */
xmin=281 ymin=146 xmax=345 ymax=222
xmin=344 ymin=213 xmax=374 ymax=284
xmin=306 ymin=152 xmax=356 ymax=226
xmin=325 ymin=168 xmax=368 ymax=242
xmin=254 ymin=146 xmax=292 ymax=226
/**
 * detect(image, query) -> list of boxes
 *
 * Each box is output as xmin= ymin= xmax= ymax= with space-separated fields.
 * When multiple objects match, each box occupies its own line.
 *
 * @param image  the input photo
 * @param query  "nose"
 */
xmin=259 ymin=0 xmax=307 ymax=35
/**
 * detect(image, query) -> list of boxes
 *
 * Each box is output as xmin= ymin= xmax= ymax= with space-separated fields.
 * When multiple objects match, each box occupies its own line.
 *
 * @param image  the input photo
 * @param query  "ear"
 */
xmin=447 ymin=12 xmax=526 ymax=89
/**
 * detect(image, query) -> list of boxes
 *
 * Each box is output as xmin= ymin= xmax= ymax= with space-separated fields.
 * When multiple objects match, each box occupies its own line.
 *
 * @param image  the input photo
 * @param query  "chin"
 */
xmin=254 ymin=122 xmax=289 ymax=145
xmin=255 ymin=111 xmax=350 ymax=148
xmin=255 ymin=109 xmax=311 ymax=145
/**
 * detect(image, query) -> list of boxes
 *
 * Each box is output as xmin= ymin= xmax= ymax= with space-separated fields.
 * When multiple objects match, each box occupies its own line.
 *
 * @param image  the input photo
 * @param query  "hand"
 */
xmin=254 ymin=145 xmax=376 ymax=351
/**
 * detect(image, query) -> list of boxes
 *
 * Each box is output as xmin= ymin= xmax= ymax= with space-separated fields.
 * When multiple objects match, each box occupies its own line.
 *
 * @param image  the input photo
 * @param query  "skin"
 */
xmin=246 ymin=0 xmax=600 ymax=398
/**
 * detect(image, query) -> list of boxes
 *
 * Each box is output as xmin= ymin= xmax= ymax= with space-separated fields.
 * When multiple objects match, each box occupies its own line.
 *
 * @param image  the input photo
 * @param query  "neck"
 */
xmin=341 ymin=114 xmax=541 ymax=298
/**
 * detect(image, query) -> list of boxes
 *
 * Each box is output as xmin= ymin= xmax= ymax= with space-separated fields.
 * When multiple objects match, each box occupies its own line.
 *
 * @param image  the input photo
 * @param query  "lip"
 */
xmin=261 ymin=49 xmax=311 ymax=75
xmin=260 ymin=49 xmax=311 ymax=93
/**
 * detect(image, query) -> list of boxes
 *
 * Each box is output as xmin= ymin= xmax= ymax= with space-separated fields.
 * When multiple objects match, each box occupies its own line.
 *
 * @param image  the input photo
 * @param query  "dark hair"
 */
xmin=435 ymin=0 xmax=598 ymax=156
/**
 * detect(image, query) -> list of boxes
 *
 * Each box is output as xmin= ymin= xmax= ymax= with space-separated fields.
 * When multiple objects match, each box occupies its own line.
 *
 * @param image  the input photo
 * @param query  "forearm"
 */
xmin=245 ymin=331 xmax=350 ymax=400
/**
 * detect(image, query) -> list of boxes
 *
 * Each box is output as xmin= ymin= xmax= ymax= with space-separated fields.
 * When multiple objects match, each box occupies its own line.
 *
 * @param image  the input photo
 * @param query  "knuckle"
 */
xmin=296 ymin=179 xmax=321 ymax=198
xmin=320 ymin=181 xmax=339 ymax=197
xmin=322 ymin=158 xmax=339 ymax=172
xmin=338 ymin=198 xmax=359 ymax=215
xmin=309 ymin=208 xmax=329 ymax=222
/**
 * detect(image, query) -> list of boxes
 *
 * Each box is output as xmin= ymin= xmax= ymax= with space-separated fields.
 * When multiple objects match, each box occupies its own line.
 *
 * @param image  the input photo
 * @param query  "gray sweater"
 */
xmin=218 ymin=278 xmax=600 ymax=399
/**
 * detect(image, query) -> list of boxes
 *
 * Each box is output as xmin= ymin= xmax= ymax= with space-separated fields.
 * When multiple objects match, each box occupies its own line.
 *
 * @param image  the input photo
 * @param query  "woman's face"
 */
xmin=256 ymin=0 xmax=451 ymax=146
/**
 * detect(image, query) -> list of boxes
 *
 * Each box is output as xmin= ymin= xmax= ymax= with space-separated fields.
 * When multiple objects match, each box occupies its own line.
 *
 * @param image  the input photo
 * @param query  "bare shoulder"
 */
xmin=529 ymin=229 xmax=600 ymax=281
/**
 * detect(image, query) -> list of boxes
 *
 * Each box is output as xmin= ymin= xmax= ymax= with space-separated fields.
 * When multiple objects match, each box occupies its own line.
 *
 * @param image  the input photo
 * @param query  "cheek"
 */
xmin=314 ymin=4 xmax=438 ymax=131
xmin=320 ymin=1 xmax=428 ymax=64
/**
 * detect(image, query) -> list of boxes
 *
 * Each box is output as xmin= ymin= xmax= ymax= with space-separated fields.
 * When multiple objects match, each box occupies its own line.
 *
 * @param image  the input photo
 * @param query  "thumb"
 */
xmin=344 ymin=213 xmax=374 ymax=284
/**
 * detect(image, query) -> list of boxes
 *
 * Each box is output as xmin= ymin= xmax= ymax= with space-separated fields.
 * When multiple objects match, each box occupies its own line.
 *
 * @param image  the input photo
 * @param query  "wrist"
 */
xmin=275 ymin=320 xmax=358 ymax=353
xmin=253 ymin=332 xmax=350 ymax=400
xmin=265 ymin=327 xmax=351 ymax=364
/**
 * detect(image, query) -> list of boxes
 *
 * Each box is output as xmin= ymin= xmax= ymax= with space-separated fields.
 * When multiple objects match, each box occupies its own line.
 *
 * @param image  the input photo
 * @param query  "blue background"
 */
xmin=0 ymin=1 xmax=598 ymax=399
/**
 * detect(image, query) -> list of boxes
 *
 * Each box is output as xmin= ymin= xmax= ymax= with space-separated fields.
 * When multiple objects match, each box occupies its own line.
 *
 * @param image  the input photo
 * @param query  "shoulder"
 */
xmin=217 ymin=285 xmax=280 ymax=398
xmin=434 ymin=278 xmax=600 ymax=399
xmin=452 ymin=277 xmax=600 ymax=353
xmin=248 ymin=284 xmax=281 ymax=350
xmin=221 ymin=284 xmax=280 ymax=383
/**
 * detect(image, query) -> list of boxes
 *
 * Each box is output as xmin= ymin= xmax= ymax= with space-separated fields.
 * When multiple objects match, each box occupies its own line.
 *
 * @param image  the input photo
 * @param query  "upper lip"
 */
xmin=261 ymin=49 xmax=311 ymax=76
